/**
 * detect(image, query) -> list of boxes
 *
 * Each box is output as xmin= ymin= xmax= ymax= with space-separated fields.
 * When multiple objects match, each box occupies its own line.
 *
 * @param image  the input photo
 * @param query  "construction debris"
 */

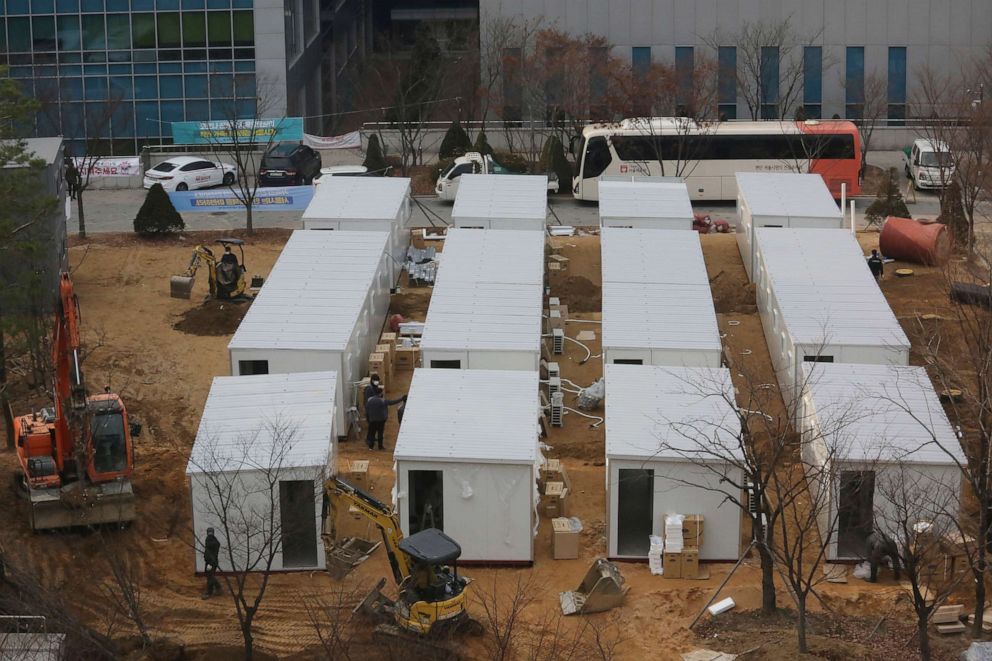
xmin=560 ymin=559 xmax=628 ymax=615
xmin=681 ymin=650 xmax=737 ymax=661
xmin=708 ymin=597 xmax=736 ymax=616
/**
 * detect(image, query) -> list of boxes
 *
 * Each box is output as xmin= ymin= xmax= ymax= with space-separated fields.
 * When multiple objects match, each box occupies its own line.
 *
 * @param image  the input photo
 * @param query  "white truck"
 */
xmin=903 ymin=138 xmax=955 ymax=191
xmin=435 ymin=152 xmax=559 ymax=201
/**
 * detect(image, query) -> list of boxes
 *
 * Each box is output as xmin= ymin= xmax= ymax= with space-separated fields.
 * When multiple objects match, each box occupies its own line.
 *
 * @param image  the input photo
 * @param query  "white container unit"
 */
xmin=605 ymin=364 xmax=742 ymax=560
xmin=420 ymin=228 xmax=545 ymax=370
xmin=797 ymin=363 xmax=963 ymax=561
xmin=301 ymin=177 xmax=412 ymax=283
xmin=598 ymin=180 xmax=693 ymax=229
xmin=394 ymin=369 xmax=541 ymax=562
xmin=228 ymin=230 xmax=391 ymax=426
xmin=187 ymin=371 xmax=337 ymax=572
xmin=735 ymin=172 xmax=843 ymax=280
xmin=451 ymin=174 xmax=548 ymax=230
xmin=753 ymin=228 xmax=910 ymax=405
xmin=601 ymin=228 xmax=722 ymax=367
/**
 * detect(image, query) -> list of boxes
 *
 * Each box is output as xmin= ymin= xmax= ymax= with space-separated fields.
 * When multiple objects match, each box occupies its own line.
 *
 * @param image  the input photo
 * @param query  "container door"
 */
xmin=616 ymin=468 xmax=654 ymax=556
xmin=408 ymin=470 xmax=444 ymax=534
xmin=280 ymin=480 xmax=318 ymax=568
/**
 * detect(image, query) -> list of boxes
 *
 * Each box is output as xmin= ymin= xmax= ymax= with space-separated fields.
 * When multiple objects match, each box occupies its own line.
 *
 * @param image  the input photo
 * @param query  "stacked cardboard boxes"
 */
xmin=662 ymin=514 xmax=705 ymax=579
xmin=552 ymin=517 xmax=580 ymax=559
xmin=542 ymin=481 xmax=568 ymax=518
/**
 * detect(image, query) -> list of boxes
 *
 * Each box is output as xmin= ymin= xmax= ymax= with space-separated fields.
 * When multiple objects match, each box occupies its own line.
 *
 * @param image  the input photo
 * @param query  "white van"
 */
xmin=905 ymin=139 xmax=954 ymax=190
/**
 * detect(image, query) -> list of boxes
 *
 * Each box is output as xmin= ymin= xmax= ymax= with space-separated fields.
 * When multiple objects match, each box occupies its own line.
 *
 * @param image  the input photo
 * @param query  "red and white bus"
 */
xmin=570 ymin=118 xmax=861 ymax=201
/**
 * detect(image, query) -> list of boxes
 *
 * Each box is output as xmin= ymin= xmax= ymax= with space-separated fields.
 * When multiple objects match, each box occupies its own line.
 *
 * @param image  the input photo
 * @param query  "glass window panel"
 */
xmin=131 ymin=0 xmax=152 ymax=9
xmin=185 ymin=99 xmax=209 ymax=120
xmin=108 ymin=62 xmax=131 ymax=73
xmin=234 ymin=60 xmax=254 ymax=72
xmin=233 ymin=73 xmax=254 ymax=98
xmin=159 ymin=74 xmax=182 ymax=98
xmin=82 ymin=62 xmax=106 ymax=74
xmin=32 ymin=16 xmax=57 ymax=51
xmin=760 ymin=46 xmax=780 ymax=119
xmin=156 ymin=13 xmax=180 ymax=48
xmin=32 ymin=0 xmax=55 ymax=12
xmin=232 ymin=10 xmax=252 ymax=46
xmin=133 ymin=62 xmax=156 ymax=73
xmin=159 ymin=61 xmax=181 ymax=72
xmin=132 ymin=13 xmax=155 ymax=48
xmin=7 ymin=0 xmax=29 ymax=13
xmin=846 ymin=46 xmax=865 ymax=105
xmin=182 ymin=11 xmax=205 ymax=46
xmin=804 ymin=46 xmax=822 ymax=105
xmin=83 ymin=49 xmax=106 ymax=63
xmin=159 ymin=99 xmax=183 ymax=123
xmin=207 ymin=0 xmax=229 ymax=7
xmin=8 ymin=17 xmax=31 ymax=52
xmin=210 ymin=98 xmax=234 ymax=118
xmin=210 ymin=73 xmax=232 ymax=97
xmin=233 ymin=47 xmax=253 ymax=60
xmin=888 ymin=46 xmax=907 ymax=104
xmin=58 ymin=52 xmax=81 ymax=63
xmin=208 ymin=60 xmax=231 ymax=72
xmin=184 ymin=48 xmax=207 ymax=60
xmin=84 ymin=75 xmax=107 ymax=100
xmin=232 ymin=0 xmax=250 ymax=7
xmin=675 ymin=46 xmax=693 ymax=109
xmin=0 ymin=20 xmax=5 ymax=52
xmin=62 ymin=102 xmax=84 ymax=138
xmin=106 ymin=13 xmax=129 ymax=50
xmin=81 ymin=0 xmax=103 ymax=12
xmin=56 ymin=0 xmax=80 ymax=11
xmin=159 ymin=48 xmax=182 ymax=61
xmin=184 ymin=74 xmax=207 ymax=97
xmin=631 ymin=46 xmax=650 ymax=77
xmin=107 ymin=50 xmax=130 ymax=63
xmin=718 ymin=46 xmax=736 ymax=105
xmin=207 ymin=11 xmax=230 ymax=46
xmin=135 ymin=101 xmax=159 ymax=136
xmin=59 ymin=63 xmax=81 ymax=75
xmin=235 ymin=97 xmax=255 ymax=118
xmin=81 ymin=14 xmax=105 ymax=50
xmin=134 ymin=75 xmax=157 ymax=99
xmin=106 ymin=0 xmax=127 ymax=10
xmin=109 ymin=75 xmax=132 ymax=99
xmin=184 ymin=61 xmax=207 ymax=72
xmin=182 ymin=0 xmax=205 ymax=7
xmin=61 ymin=76 xmax=83 ymax=100
xmin=112 ymin=100 xmax=134 ymax=137
xmin=157 ymin=0 xmax=179 ymax=8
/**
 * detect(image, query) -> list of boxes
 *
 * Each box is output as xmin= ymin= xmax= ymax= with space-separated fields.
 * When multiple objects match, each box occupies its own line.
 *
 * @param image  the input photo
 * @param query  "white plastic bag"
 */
xmin=852 ymin=562 xmax=872 ymax=580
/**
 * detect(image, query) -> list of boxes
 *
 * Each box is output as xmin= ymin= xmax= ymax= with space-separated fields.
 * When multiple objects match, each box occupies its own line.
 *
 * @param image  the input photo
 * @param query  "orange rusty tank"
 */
xmin=879 ymin=216 xmax=951 ymax=266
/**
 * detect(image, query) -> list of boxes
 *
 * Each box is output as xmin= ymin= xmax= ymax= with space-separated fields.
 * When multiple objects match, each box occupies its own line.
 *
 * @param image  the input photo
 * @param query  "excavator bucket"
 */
xmin=170 ymin=275 xmax=195 ymax=299
xmin=323 ymin=534 xmax=381 ymax=579
xmin=560 ymin=558 xmax=629 ymax=615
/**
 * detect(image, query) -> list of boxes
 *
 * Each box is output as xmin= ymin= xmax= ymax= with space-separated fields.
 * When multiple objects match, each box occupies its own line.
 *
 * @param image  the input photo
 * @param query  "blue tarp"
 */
xmin=169 ymin=186 xmax=314 ymax=212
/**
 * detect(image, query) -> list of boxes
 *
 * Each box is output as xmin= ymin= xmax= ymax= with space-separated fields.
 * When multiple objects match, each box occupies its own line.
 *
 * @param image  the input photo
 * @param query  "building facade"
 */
xmin=2 ymin=0 xmax=370 ymax=156
xmin=481 ymin=0 xmax=992 ymax=121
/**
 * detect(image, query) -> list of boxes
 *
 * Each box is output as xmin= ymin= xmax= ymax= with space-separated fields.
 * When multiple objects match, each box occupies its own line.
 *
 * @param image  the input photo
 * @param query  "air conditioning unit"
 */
xmin=548 ymin=309 xmax=563 ymax=331
xmin=550 ymin=391 xmax=564 ymax=427
xmin=552 ymin=328 xmax=565 ymax=355
xmin=548 ymin=376 xmax=561 ymax=397
xmin=547 ymin=362 xmax=560 ymax=379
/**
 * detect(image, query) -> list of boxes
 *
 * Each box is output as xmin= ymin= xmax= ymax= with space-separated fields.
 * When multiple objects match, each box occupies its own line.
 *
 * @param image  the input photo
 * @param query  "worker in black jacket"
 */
xmin=366 ymin=392 xmax=406 ymax=450
xmin=867 ymin=249 xmax=884 ymax=280
xmin=202 ymin=527 xmax=221 ymax=599
xmin=364 ymin=375 xmax=382 ymax=405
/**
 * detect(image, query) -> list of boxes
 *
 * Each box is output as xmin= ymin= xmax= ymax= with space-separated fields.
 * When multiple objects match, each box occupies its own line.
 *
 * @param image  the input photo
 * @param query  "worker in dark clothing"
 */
xmin=867 ymin=249 xmax=884 ymax=280
xmin=202 ymin=527 xmax=222 ymax=599
xmin=64 ymin=158 xmax=80 ymax=200
xmin=220 ymin=245 xmax=239 ymax=269
xmin=366 ymin=392 xmax=407 ymax=450
xmin=364 ymin=375 xmax=382 ymax=406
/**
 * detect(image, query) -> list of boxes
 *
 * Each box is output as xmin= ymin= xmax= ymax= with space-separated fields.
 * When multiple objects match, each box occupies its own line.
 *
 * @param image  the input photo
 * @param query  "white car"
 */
xmin=143 ymin=156 xmax=237 ymax=192
xmin=312 ymin=165 xmax=369 ymax=186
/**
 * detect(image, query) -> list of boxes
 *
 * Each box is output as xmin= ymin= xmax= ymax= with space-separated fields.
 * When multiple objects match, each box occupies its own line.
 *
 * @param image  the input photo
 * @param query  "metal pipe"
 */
xmin=840 ymin=182 xmax=846 ymax=220
xmin=850 ymin=199 xmax=856 ymax=234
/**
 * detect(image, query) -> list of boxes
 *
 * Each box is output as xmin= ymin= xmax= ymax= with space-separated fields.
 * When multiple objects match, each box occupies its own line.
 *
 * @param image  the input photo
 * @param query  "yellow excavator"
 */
xmin=170 ymin=238 xmax=252 ymax=300
xmin=323 ymin=476 xmax=479 ymax=644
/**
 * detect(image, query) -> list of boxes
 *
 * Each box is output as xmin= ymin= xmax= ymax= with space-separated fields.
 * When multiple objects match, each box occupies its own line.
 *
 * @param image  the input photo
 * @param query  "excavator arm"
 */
xmin=325 ymin=476 xmax=411 ymax=585
xmin=171 ymin=246 xmax=218 ymax=299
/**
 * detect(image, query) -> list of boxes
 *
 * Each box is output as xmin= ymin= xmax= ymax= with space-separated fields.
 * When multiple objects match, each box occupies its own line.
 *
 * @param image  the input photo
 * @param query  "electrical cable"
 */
xmin=563 ymin=406 xmax=604 ymax=427
xmin=564 ymin=335 xmax=591 ymax=364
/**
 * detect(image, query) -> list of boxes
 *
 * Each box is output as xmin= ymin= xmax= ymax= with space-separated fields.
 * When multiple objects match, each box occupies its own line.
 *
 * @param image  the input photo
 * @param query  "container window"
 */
xmin=238 ymin=359 xmax=269 ymax=375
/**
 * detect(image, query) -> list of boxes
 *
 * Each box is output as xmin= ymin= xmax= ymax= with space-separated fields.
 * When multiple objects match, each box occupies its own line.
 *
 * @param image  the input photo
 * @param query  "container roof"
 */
xmin=187 ymin=371 xmax=337 ymax=474
xmin=420 ymin=282 xmax=543 ymax=352
xmin=302 ymin=176 xmax=410 ymax=221
xmin=802 ymin=363 xmax=963 ymax=465
xmin=755 ymin=228 xmax=910 ymax=349
xmin=602 ymin=283 xmax=722 ymax=352
xmin=601 ymin=227 xmax=709 ymax=284
xmin=451 ymin=174 xmax=548 ymax=222
xmin=598 ymin=181 xmax=693 ymax=222
xmin=736 ymin=172 xmax=842 ymax=221
xmin=228 ymin=230 xmax=389 ymax=352
xmin=605 ymin=364 xmax=742 ymax=461
xmin=395 ymin=369 xmax=540 ymax=464
xmin=435 ymin=228 xmax=545 ymax=286
xmin=20 ymin=137 xmax=63 ymax=165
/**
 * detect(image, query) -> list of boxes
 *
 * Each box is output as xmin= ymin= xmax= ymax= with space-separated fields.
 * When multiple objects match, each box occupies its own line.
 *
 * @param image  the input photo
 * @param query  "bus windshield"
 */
xmin=91 ymin=412 xmax=128 ymax=474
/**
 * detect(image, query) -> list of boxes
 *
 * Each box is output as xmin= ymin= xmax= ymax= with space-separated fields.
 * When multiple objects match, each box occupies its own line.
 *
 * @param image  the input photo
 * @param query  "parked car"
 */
xmin=258 ymin=142 xmax=322 ymax=186
xmin=313 ymin=165 xmax=376 ymax=186
xmin=904 ymin=139 xmax=955 ymax=191
xmin=143 ymin=156 xmax=236 ymax=192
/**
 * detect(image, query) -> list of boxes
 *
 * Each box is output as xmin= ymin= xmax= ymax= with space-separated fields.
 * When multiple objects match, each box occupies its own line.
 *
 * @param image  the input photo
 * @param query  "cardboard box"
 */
xmin=540 ymin=459 xmax=571 ymax=490
xmin=375 ymin=344 xmax=393 ymax=378
xmin=683 ymin=514 xmax=705 ymax=548
xmin=368 ymin=353 xmax=386 ymax=380
xmin=663 ymin=552 xmax=683 ymax=579
xmin=347 ymin=460 xmax=369 ymax=488
xmin=395 ymin=346 xmax=420 ymax=371
xmin=552 ymin=517 xmax=580 ymax=559
xmin=543 ymin=482 xmax=568 ymax=518
xmin=380 ymin=332 xmax=397 ymax=348
xmin=548 ymin=261 xmax=562 ymax=272
xmin=682 ymin=548 xmax=699 ymax=579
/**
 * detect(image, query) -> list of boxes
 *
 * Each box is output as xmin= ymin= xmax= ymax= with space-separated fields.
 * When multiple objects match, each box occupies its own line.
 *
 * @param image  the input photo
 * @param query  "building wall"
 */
xmin=481 ymin=0 xmax=992 ymax=121
xmin=396 ymin=459 xmax=537 ymax=562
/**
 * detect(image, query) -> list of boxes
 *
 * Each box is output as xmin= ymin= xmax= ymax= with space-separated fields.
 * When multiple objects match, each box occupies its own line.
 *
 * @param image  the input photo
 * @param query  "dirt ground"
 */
xmin=0 ymin=228 xmax=981 ymax=659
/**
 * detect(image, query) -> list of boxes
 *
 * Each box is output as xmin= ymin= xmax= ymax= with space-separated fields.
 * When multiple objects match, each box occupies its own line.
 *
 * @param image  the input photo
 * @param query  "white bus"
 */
xmin=569 ymin=118 xmax=861 ymax=201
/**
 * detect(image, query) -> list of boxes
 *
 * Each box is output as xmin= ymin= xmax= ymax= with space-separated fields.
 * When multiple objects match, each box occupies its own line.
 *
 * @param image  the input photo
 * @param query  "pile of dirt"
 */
xmin=711 ymin=277 xmax=757 ymax=314
xmin=551 ymin=275 xmax=601 ymax=312
xmin=388 ymin=287 xmax=432 ymax=320
xmin=172 ymin=299 xmax=252 ymax=336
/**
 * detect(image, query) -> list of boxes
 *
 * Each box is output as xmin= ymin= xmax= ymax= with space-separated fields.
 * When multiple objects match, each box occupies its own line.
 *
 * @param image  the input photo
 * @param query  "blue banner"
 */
xmin=169 ymin=186 xmax=314 ymax=212
xmin=171 ymin=117 xmax=304 ymax=145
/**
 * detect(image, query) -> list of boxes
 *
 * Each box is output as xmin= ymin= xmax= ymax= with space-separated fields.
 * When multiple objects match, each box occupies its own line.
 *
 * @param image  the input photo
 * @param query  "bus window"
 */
xmin=582 ymin=136 xmax=612 ymax=179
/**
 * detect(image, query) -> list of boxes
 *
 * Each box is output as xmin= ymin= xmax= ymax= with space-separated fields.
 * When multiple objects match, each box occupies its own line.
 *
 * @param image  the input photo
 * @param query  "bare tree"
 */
xmin=706 ymin=18 xmax=827 ymax=121
xmin=838 ymin=72 xmax=888 ymax=182
xmin=473 ymin=572 xmax=537 ymax=661
xmin=200 ymin=76 xmax=283 ymax=236
xmin=477 ymin=15 xmax=544 ymax=127
xmin=915 ymin=56 xmax=992 ymax=249
xmin=100 ymin=535 xmax=152 ymax=648
xmin=187 ymin=419 xmax=319 ymax=660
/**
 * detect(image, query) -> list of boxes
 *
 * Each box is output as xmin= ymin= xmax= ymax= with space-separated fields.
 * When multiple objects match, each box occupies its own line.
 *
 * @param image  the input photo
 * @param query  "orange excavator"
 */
xmin=13 ymin=273 xmax=138 ymax=530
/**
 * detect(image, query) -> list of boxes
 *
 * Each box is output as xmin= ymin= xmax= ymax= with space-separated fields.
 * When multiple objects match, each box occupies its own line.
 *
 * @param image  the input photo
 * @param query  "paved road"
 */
xmin=77 ymin=150 xmax=944 ymax=235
